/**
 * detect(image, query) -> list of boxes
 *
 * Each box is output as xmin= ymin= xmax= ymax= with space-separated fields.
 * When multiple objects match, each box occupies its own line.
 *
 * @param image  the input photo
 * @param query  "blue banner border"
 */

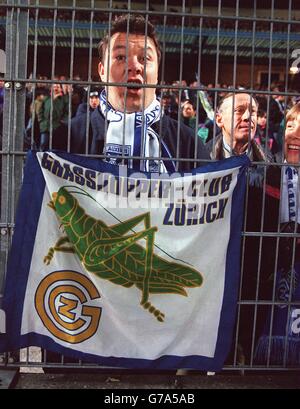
xmin=0 ymin=150 xmax=250 ymax=371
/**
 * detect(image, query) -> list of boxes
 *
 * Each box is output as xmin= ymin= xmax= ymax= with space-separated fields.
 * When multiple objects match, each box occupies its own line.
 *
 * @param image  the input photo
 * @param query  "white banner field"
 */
xmin=0 ymin=151 xmax=250 ymax=371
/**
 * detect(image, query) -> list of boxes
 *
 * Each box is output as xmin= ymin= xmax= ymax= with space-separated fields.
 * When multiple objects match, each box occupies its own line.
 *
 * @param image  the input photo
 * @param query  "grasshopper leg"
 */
xmin=141 ymin=301 xmax=165 ymax=322
xmin=44 ymin=236 xmax=75 ymax=265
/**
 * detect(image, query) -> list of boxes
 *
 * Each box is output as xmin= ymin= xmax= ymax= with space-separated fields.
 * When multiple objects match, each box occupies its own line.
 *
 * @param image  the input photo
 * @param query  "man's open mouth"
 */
xmin=288 ymin=144 xmax=300 ymax=150
xmin=127 ymin=79 xmax=143 ymax=90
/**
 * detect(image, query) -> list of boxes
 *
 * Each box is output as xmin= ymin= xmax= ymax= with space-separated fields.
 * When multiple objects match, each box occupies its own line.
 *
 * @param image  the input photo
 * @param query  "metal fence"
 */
xmin=0 ymin=0 xmax=300 ymax=373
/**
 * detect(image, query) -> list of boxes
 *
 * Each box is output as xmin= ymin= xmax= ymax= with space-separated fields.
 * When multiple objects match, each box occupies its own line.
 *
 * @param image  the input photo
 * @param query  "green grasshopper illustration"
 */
xmin=44 ymin=186 xmax=203 ymax=322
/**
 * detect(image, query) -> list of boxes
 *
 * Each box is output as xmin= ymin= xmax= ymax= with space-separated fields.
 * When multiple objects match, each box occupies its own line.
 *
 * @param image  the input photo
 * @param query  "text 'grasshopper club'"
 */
xmin=44 ymin=186 xmax=203 ymax=322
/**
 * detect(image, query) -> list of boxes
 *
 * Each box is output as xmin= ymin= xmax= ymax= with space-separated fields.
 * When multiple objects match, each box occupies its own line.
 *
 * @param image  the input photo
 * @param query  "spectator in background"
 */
xmin=269 ymin=83 xmax=286 ymax=142
xmin=39 ymin=81 xmax=69 ymax=151
xmin=254 ymin=107 xmax=278 ymax=155
xmin=160 ymin=93 xmax=173 ymax=117
xmin=60 ymin=75 xmax=70 ymax=97
xmin=76 ymin=88 xmax=100 ymax=116
xmin=24 ymin=86 xmax=49 ymax=150
xmin=71 ymin=85 xmax=84 ymax=117
xmin=181 ymin=99 xmax=196 ymax=130
xmin=70 ymin=88 xmax=100 ymax=153
xmin=206 ymin=92 xmax=273 ymax=364
xmin=207 ymin=93 xmax=263 ymax=159
xmin=255 ymin=103 xmax=300 ymax=366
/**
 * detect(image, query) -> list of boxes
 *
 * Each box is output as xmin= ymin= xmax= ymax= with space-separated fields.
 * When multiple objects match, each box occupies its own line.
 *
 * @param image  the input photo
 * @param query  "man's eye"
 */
xmin=140 ymin=55 xmax=151 ymax=63
xmin=116 ymin=55 xmax=126 ymax=62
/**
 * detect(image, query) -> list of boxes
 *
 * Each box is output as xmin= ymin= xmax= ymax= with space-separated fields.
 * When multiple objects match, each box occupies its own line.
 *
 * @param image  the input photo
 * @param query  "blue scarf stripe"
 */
xmin=100 ymin=90 xmax=175 ymax=173
xmin=132 ymin=116 xmax=142 ymax=170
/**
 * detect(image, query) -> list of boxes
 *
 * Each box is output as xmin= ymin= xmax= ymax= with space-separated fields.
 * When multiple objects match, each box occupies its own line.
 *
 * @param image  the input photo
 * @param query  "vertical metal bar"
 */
xmin=103 ymin=0 xmax=113 ymax=158
xmin=249 ymin=1 xmax=257 ymax=94
xmin=232 ymin=0 xmax=239 ymax=90
xmin=84 ymin=0 xmax=95 ymax=155
xmin=249 ymin=0 xmax=276 ymax=367
xmin=0 ymin=0 xmax=29 ymax=299
xmin=140 ymin=0 xmax=149 ymax=171
xmin=121 ymin=1 xmax=131 ymax=166
xmin=193 ymin=0 xmax=204 ymax=169
xmin=228 ymin=0 xmax=238 ymax=154
xmin=234 ymin=0 xmax=258 ymax=367
xmin=11 ymin=1 xmax=28 ymax=218
xmin=175 ymin=0 xmax=185 ymax=171
xmin=66 ymin=0 xmax=76 ymax=153
xmin=29 ymin=0 xmax=40 ymax=149
xmin=282 ymin=2 xmax=299 ymax=368
xmin=49 ymin=0 xmax=58 ymax=150
xmin=0 ymin=1 xmax=15 ymax=301
xmin=157 ymin=0 xmax=168 ymax=170
xmin=211 ymin=0 xmax=222 ymax=159
xmin=266 ymin=0 xmax=293 ymax=368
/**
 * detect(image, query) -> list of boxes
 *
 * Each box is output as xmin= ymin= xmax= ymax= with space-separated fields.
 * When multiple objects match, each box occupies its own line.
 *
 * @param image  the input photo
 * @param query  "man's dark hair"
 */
xmin=98 ymin=14 xmax=161 ymax=64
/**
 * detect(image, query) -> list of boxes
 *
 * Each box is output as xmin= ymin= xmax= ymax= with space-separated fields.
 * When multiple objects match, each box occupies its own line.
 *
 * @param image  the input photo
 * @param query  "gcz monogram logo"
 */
xmin=35 ymin=271 xmax=102 ymax=343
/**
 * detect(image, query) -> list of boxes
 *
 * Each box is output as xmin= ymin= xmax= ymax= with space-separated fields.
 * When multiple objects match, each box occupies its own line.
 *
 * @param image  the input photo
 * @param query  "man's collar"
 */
xmin=222 ymin=135 xmax=232 ymax=154
xmin=222 ymin=135 xmax=252 ymax=158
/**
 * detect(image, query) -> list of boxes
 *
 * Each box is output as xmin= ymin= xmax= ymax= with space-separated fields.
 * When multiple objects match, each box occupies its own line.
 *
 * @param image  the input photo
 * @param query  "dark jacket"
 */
xmin=39 ymin=94 xmax=69 ymax=133
xmin=206 ymin=133 xmax=279 ymax=359
xmin=269 ymin=98 xmax=285 ymax=134
xmin=76 ymin=102 xmax=93 ymax=117
xmin=70 ymin=104 xmax=96 ymax=153
xmin=206 ymin=133 xmax=276 ymax=298
xmin=89 ymin=108 xmax=210 ymax=172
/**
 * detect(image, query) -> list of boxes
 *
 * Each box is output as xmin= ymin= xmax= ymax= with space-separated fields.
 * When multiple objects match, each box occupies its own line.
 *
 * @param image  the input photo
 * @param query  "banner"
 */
xmin=0 ymin=151 xmax=249 ymax=371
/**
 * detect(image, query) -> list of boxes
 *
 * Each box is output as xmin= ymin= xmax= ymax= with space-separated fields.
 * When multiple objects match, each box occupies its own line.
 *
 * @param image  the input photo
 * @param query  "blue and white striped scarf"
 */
xmin=100 ymin=90 xmax=175 ymax=173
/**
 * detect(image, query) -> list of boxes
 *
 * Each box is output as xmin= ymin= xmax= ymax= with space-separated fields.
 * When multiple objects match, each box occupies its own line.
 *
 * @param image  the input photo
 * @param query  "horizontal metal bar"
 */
xmin=4 ymin=79 xmax=300 ymax=99
xmin=1 ymin=359 xmax=299 ymax=371
xmin=0 ymin=151 xmax=297 ymax=168
xmin=237 ymin=300 xmax=300 ymax=305
xmin=242 ymin=231 xmax=300 ymax=237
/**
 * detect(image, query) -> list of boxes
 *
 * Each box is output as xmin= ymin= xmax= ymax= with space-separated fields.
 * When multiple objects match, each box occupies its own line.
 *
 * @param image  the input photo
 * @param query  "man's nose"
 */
xmin=127 ymin=56 xmax=143 ymax=74
xmin=241 ymin=109 xmax=251 ymax=121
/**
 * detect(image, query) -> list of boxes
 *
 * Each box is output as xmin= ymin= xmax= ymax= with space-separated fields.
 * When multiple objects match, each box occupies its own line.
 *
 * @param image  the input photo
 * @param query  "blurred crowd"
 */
xmin=18 ymin=74 xmax=299 ymax=159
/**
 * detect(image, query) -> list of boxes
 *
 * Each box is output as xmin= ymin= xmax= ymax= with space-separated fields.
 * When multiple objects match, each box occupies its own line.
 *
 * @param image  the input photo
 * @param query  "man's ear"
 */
xmin=215 ymin=112 xmax=223 ymax=128
xmin=98 ymin=62 xmax=106 ymax=82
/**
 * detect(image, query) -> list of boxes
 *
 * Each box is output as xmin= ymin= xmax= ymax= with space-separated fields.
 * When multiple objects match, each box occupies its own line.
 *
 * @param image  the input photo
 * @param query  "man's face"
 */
xmin=285 ymin=113 xmax=300 ymax=164
xmin=89 ymin=96 xmax=100 ymax=109
xmin=258 ymin=114 xmax=267 ymax=129
xmin=52 ymin=83 xmax=62 ymax=96
xmin=98 ymin=33 xmax=159 ymax=113
xmin=216 ymin=93 xmax=258 ymax=152
xmin=182 ymin=102 xmax=195 ymax=118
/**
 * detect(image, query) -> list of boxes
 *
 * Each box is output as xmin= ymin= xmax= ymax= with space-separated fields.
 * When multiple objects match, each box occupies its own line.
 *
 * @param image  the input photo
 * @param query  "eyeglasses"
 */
xmin=89 ymin=92 xmax=99 ymax=97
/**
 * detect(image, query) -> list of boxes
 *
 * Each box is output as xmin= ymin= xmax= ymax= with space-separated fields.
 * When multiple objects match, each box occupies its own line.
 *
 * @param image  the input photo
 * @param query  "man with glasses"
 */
xmin=206 ymin=92 xmax=273 ymax=364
